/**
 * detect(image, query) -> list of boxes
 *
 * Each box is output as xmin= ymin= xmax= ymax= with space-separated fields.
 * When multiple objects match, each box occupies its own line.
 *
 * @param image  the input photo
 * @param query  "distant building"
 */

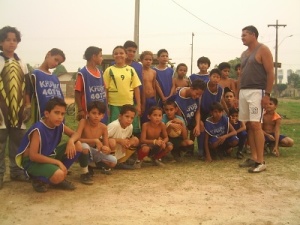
xmin=278 ymin=69 xmax=283 ymax=84
xmin=57 ymin=72 xmax=76 ymax=98
xmin=295 ymin=70 xmax=300 ymax=75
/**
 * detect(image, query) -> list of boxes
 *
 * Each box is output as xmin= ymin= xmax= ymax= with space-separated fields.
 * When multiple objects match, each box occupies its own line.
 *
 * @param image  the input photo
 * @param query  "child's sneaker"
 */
xmin=133 ymin=160 xmax=143 ymax=169
xmin=239 ymin=158 xmax=256 ymax=167
xmin=80 ymin=173 xmax=94 ymax=185
xmin=32 ymin=179 xmax=48 ymax=193
xmin=236 ymin=151 xmax=244 ymax=159
xmin=248 ymin=162 xmax=266 ymax=173
xmin=101 ymin=168 xmax=112 ymax=175
xmin=52 ymin=180 xmax=76 ymax=190
xmin=152 ymin=158 xmax=165 ymax=167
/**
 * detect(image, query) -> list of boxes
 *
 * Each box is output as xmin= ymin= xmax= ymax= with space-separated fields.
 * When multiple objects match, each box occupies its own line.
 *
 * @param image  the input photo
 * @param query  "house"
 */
xmin=57 ymin=72 xmax=76 ymax=98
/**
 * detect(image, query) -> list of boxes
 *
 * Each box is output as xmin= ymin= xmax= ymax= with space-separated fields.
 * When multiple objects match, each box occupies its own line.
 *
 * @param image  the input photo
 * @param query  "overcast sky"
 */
xmin=1 ymin=0 xmax=300 ymax=81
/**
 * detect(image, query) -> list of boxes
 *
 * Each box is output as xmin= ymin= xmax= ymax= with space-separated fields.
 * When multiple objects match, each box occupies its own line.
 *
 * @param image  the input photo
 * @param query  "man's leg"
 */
xmin=9 ymin=128 xmax=29 ymax=181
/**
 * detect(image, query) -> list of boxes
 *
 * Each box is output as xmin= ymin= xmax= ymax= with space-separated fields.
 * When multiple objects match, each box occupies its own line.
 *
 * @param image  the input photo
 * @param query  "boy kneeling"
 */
xmin=16 ymin=97 xmax=86 ymax=192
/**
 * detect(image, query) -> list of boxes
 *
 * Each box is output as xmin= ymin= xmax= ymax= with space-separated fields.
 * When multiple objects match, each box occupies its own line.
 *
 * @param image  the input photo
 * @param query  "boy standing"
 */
xmin=263 ymin=97 xmax=294 ymax=156
xmin=218 ymin=62 xmax=237 ymax=95
xmin=76 ymin=101 xmax=117 ymax=184
xmin=140 ymin=51 xmax=157 ymax=124
xmin=107 ymin=104 xmax=139 ymax=170
xmin=75 ymin=46 xmax=108 ymax=124
xmin=0 ymin=26 xmax=32 ymax=188
xmin=204 ymin=103 xmax=238 ymax=162
xmin=189 ymin=56 xmax=211 ymax=84
xmin=199 ymin=68 xmax=225 ymax=159
xmin=153 ymin=49 xmax=175 ymax=106
xmin=16 ymin=97 xmax=84 ymax=192
xmin=124 ymin=41 xmax=143 ymax=135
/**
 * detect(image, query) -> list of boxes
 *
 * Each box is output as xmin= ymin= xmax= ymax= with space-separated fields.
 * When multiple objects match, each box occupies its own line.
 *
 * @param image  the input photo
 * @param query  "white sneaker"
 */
xmin=133 ymin=160 xmax=143 ymax=169
xmin=248 ymin=162 xmax=266 ymax=173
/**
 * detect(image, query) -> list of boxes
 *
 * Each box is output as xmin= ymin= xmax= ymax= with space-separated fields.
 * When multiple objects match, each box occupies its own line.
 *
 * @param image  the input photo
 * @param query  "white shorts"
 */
xmin=238 ymin=89 xmax=264 ymax=122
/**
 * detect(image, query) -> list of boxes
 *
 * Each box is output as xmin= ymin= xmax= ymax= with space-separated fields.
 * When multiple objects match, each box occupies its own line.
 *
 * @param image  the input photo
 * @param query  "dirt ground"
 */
xmin=1 ymin=153 xmax=300 ymax=225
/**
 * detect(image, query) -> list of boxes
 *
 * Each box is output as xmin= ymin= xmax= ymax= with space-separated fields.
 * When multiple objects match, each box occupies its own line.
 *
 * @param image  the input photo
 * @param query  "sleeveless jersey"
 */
xmin=189 ymin=73 xmax=210 ymax=84
xmin=32 ymin=69 xmax=64 ymax=120
xmin=79 ymin=66 xmax=107 ymax=123
xmin=16 ymin=120 xmax=64 ymax=169
xmin=173 ymin=87 xmax=199 ymax=126
xmin=200 ymin=82 xmax=224 ymax=116
xmin=240 ymin=44 xmax=267 ymax=89
xmin=205 ymin=115 xmax=229 ymax=137
xmin=154 ymin=67 xmax=174 ymax=97
xmin=0 ymin=52 xmax=29 ymax=128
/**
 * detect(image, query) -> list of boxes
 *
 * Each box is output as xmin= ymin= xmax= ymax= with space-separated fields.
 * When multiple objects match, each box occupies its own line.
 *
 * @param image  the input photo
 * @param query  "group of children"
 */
xmin=0 ymin=25 xmax=294 ymax=192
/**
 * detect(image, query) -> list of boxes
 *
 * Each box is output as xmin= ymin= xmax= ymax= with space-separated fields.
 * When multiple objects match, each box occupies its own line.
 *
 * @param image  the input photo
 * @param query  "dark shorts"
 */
xmin=265 ymin=133 xmax=286 ymax=143
xmin=209 ymin=135 xmax=239 ymax=145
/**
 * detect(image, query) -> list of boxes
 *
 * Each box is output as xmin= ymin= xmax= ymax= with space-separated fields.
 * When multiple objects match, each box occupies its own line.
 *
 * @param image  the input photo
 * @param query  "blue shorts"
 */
xmin=264 ymin=133 xmax=286 ymax=143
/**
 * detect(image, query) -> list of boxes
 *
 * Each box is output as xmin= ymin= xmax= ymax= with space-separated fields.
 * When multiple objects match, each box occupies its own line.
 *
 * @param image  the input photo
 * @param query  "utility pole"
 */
xmin=268 ymin=20 xmax=286 ymax=97
xmin=191 ymin=32 xmax=194 ymax=74
xmin=134 ymin=0 xmax=140 ymax=56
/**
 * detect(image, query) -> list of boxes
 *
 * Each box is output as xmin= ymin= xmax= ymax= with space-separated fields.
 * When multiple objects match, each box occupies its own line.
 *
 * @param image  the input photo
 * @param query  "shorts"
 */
xmin=141 ymin=142 xmax=173 ymax=157
xmin=82 ymin=143 xmax=117 ymax=164
xmin=264 ymin=133 xmax=286 ymax=143
xmin=209 ymin=135 xmax=239 ymax=145
xmin=21 ymin=145 xmax=66 ymax=179
xmin=238 ymin=89 xmax=264 ymax=122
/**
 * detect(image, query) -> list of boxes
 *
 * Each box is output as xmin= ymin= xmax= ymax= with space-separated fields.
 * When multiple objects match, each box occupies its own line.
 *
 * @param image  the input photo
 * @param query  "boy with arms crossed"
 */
xmin=135 ymin=106 xmax=173 ymax=168
xmin=16 ymin=97 xmax=84 ymax=192
xmin=0 ymin=26 xmax=32 ymax=188
xmin=107 ymin=104 xmax=139 ymax=170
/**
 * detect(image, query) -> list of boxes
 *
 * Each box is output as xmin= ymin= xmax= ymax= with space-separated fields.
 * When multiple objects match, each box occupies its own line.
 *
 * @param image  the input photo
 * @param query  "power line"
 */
xmin=171 ymin=0 xmax=240 ymax=39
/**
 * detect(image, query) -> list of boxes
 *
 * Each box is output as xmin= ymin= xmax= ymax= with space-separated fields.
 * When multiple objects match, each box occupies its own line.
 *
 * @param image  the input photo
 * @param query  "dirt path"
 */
xmin=1 ymin=156 xmax=300 ymax=225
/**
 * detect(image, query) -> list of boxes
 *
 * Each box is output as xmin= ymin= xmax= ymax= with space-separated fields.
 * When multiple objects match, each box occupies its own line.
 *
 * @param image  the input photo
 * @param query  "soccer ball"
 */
xmin=166 ymin=121 xmax=181 ymax=138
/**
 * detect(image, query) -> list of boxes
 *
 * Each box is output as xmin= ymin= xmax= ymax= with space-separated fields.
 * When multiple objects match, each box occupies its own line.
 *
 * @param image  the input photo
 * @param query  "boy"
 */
xmin=135 ymin=106 xmax=173 ymax=168
xmin=31 ymin=48 xmax=66 ymax=122
xmin=228 ymin=107 xmax=247 ymax=159
xmin=162 ymin=100 xmax=193 ymax=161
xmin=204 ymin=102 xmax=238 ymax=162
xmin=189 ymin=56 xmax=211 ymax=84
xmin=153 ymin=49 xmax=175 ymax=106
xmin=199 ymin=68 xmax=225 ymax=158
xmin=107 ymin=104 xmax=139 ymax=170
xmin=0 ymin=26 xmax=32 ymax=189
xmin=124 ymin=41 xmax=143 ymax=135
xmin=75 ymin=46 xmax=108 ymax=124
xmin=171 ymin=79 xmax=206 ymax=157
xmin=140 ymin=51 xmax=157 ymax=124
xmin=16 ymin=97 xmax=84 ymax=193
xmin=76 ymin=101 xmax=117 ymax=184
xmin=218 ymin=62 xmax=237 ymax=99
xmin=263 ymin=97 xmax=294 ymax=156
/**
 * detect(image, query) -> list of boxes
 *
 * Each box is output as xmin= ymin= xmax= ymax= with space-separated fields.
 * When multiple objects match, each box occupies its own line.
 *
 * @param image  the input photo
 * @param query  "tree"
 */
xmin=228 ymin=57 xmax=241 ymax=79
xmin=277 ymin=83 xmax=287 ymax=96
xmin=287 ymin=73 xmax=300 ymax=88
xmin=53 ymin=64 xmax=67 ymax=76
